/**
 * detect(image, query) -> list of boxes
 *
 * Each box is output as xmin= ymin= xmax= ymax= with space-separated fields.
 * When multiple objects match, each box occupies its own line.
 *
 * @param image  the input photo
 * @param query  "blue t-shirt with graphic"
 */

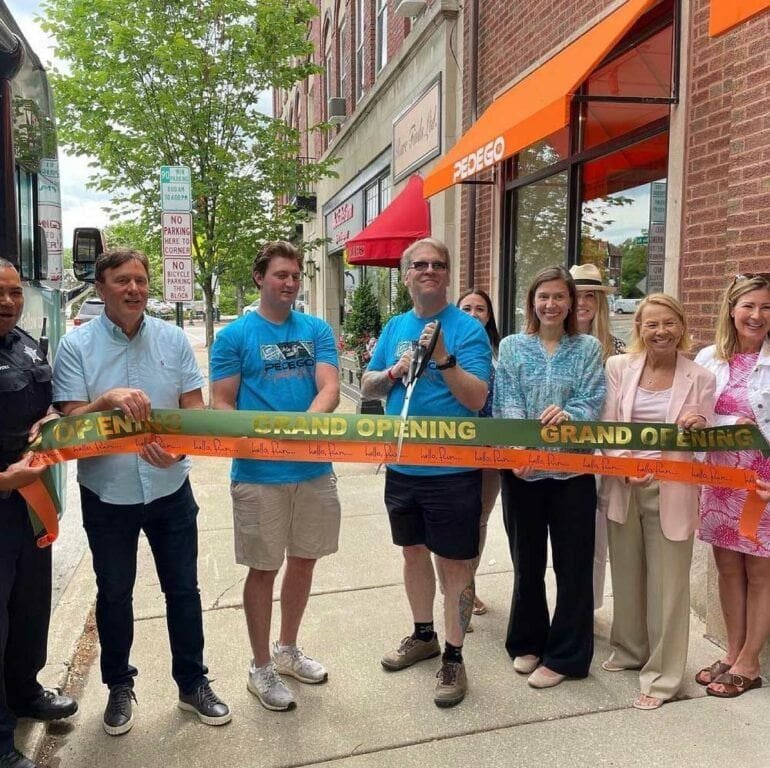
xmin=210 ymin=310 xmax=339 ymax=484
xmin=368 ymin=303 xmax=491 ymax=476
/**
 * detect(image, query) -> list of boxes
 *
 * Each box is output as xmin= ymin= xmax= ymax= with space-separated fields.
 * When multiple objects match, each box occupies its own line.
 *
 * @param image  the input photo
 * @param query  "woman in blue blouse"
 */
xmin=493 ymin=265 xmax=606 ymax=689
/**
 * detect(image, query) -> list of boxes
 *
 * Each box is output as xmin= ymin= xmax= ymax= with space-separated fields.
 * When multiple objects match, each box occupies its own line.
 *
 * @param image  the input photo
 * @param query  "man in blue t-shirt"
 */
xmin=361 ymin=237 xmax=491 ymax=708
xmin=211 ymin=241 xmax=340 ymax=713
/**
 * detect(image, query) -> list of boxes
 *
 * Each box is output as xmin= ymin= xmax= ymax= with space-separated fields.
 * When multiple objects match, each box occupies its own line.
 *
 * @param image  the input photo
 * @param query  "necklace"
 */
xmin=642 ymin=365 xmax=674 ymax=389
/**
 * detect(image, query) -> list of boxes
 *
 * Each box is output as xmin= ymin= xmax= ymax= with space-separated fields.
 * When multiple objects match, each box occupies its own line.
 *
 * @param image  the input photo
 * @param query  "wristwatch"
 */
xmin=436 ymin=354 xmax=457 ymax=370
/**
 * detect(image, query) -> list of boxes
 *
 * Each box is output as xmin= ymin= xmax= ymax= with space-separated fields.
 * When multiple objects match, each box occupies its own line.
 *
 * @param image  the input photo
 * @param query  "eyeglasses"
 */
xmin=409 ymin=260 xmax=448 ymax=273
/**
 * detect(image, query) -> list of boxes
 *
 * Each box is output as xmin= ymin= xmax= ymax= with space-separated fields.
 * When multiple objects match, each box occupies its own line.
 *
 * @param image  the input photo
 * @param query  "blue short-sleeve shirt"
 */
xmin=368 ymin=304 xmax=491 ymax=476
xmin=210 ymin=310 xmax=339 ymax=484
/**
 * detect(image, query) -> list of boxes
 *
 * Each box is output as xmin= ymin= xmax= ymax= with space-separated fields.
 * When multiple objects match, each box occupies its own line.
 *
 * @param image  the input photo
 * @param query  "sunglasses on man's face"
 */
xmin=409 ymin=260 xmax=448 ymax=272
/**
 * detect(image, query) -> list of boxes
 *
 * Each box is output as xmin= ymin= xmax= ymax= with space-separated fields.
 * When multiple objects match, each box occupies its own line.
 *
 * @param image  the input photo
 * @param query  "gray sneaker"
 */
xmin=247 ymin=661 xmax=296 ymax=711
xmin=272 ymin=642 xmax=328 ymax=684
xmin=381 ymin=635 xmax=441 ymax=671
xmin=434 ymin=660 xmax=467 ymax=708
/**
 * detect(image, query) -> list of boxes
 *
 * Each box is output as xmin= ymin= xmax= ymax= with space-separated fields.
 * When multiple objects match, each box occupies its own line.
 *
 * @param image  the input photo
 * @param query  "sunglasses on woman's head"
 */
xmin=733 ymin=273 xmax=770 ymax=286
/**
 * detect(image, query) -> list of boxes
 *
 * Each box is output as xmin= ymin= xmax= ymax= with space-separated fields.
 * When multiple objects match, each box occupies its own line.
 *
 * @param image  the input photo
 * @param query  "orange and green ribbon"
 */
xmin=23 ymin=410 xmax=770 ymax=547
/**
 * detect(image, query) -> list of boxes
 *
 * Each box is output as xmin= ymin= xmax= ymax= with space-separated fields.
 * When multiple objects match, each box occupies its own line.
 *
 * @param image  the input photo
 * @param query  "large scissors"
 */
xmin=395 ymin=321 xmax=441 ymax=461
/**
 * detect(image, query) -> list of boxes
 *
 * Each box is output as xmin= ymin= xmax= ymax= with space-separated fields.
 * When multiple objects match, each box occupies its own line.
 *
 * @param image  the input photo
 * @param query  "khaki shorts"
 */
xmin=231 ymin=473 xmax=341 ymax=570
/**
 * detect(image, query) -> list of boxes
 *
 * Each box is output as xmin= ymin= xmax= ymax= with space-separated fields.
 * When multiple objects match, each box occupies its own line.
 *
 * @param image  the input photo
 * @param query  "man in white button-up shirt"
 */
xmin=53 ymin=249 xmax=230 ymax=737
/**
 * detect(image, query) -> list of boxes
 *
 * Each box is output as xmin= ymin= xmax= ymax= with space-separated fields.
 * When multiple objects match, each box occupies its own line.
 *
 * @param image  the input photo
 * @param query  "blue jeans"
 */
xmin=80 ymin=479 xmax=208 ymax=695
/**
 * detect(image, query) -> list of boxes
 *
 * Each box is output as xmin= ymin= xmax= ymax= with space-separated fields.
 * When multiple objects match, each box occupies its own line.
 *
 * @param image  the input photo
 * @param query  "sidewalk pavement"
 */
xmin=16 ymin=344 xmax=770 ymax=767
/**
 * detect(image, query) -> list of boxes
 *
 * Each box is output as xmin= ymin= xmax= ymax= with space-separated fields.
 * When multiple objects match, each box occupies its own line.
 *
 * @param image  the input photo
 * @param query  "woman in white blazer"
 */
xmin=598 ymin=294 xmax=715 ymax=710
xmin=694 ymin=273 xmax=770 ymax=698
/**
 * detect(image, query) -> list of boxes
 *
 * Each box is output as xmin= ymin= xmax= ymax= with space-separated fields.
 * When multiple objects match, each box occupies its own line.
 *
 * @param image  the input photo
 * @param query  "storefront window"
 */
xmin=501 ymin=5 xmax=675 ymax=334
xmin=358 ymin=172 xmax=398 ymax=319
xmin=581 ymin=131 xmax=669 ymax=300
xmin=512 ymin=170 xmax=568 ymax=330
xmin=514 ymin=127 xmax=570 ymax=179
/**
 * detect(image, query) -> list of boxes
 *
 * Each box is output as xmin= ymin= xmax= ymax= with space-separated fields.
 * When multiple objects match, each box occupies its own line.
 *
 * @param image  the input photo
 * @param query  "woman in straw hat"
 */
xmin=569 ymin=263 xmax=626 ymax=612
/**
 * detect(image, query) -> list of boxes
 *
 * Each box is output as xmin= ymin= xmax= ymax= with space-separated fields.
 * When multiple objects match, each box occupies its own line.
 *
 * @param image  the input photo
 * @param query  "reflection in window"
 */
xmin=513 ymin=171 xmax=568 ymax=330
xmin=515 ymin=127 xmax=569 ymax=179
xmin=17 ymin=168 xmax=34 ymax=279
xmin=581 ymin=132 xmax=669 ymax=302
xmin=582 ymin=25 xmax=672 ymax=150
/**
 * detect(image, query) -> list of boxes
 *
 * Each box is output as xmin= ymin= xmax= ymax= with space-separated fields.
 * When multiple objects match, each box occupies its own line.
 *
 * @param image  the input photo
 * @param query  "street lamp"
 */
xmin=305 ymin=255 xmax=317 ymax=280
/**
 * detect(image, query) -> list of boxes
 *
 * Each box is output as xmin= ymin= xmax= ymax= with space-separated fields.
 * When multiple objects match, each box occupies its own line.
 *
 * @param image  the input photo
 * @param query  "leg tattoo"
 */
xmin=459 ymin=580 xmax=475 ymax=635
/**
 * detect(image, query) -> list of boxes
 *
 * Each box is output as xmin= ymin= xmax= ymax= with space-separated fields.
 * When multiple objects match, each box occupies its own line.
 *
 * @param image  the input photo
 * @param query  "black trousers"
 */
xmin=80 ymin=480 xmax=208 ymax=694
xmin=501 ymin=472 xmax=596 ymax=677
xmin=0 ymin=492 xmax=51 ymax=754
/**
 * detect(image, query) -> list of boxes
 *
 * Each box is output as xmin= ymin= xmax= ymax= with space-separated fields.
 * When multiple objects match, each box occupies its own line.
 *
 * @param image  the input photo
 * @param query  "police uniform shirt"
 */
xmin=0 ymin=328 xmax=52 ymax=472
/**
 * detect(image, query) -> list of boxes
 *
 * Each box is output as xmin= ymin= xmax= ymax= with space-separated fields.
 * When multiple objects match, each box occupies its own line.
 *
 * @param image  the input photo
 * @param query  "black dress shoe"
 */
xmin=14 ymin=689 xmax=77 ymax=721
xmin=0 ymin=748 xmax=37 ymax=768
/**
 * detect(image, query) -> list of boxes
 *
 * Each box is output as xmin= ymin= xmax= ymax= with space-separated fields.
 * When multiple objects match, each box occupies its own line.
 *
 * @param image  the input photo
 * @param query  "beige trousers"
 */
xmin=606 ymin=482 xmax=694 ymax=700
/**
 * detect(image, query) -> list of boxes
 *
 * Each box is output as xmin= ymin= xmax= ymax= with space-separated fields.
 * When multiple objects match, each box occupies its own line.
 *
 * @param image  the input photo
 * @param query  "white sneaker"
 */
xmin=247 ymin=660 xmax=296 ymax=711
xmin=272 ymin=642 xmax=328 ymax=684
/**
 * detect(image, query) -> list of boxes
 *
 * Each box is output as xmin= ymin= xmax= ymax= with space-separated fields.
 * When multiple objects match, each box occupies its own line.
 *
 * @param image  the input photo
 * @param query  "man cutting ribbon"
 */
xmin=395 ymin=321 xmax=442 ymax=460
xmin=361 ymin=237 xmax=491 ymax=708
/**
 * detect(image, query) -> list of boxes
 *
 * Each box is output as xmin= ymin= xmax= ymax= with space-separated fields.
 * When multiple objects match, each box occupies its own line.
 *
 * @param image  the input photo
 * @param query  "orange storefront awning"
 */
xmin=709 ymin=0 xmax=770 ymax=36
xmin=423 ymin=0 xmax=659 ymax=198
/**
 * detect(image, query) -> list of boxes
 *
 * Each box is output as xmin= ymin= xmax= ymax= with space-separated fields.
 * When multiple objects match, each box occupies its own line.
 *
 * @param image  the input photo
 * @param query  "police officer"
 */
xmin=0 ymin=259 xmax=77 ymax=768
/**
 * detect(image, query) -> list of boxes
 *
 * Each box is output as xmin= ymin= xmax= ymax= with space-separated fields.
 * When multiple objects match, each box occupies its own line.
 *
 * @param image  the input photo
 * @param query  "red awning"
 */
xmin=346 ymin=175 xmax=430 ymax=267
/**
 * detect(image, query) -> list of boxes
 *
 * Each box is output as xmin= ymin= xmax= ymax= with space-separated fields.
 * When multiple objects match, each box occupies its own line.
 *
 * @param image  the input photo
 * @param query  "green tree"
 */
xmin=393 ymin=278 xmax=413 ymax=314
xmin=342 ymin=278 xmax=381 ymax=369
xmin=102 ymin=220 xmax=163 ymax=295
xmin=619 ymin=235 xmax=648 ymax=297
xmin=42 ymin=0 xmax=336 ymax=346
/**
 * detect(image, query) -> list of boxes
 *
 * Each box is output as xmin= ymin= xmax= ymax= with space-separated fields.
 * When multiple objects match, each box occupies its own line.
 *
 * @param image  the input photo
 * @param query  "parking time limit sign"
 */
xmin=160 ymin=165 xmax=192 ymax=211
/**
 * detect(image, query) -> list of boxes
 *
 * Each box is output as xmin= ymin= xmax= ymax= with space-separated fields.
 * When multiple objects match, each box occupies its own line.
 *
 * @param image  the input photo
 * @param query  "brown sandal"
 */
xmin=695 ymin=660 xmax=731 ymax=686
xmin=472 ymin=597 xmax=487 ymax=616
xmin=706 ymin=672 xmax=763 ymax=698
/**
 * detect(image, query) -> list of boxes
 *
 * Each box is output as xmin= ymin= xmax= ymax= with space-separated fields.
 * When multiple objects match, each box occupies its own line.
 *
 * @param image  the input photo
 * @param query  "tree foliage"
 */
xmin=619 ymin=234 xmax=648 ymax=298
xmin=42 ymin=0 xmax=336 ymax=344
xmin=342 ymin=278 xmax=381 ymax=369
xmin=102 ymin=219 xmax=161 ymax=285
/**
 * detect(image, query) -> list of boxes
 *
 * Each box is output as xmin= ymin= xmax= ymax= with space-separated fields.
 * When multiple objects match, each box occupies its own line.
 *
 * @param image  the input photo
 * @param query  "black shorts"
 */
xmin=384 ymin=468 xmax=482 ymax=560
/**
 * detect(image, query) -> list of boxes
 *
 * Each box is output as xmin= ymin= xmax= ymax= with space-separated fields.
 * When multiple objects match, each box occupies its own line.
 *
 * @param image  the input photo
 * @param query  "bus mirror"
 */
xmin=72 ymin=227 xmax=104 ymax=283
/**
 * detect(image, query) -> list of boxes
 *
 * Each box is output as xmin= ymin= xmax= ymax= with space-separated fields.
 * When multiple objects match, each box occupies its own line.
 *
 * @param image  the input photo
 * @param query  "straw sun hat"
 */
xmin=569 ymin=263 xmax=617 ymax=294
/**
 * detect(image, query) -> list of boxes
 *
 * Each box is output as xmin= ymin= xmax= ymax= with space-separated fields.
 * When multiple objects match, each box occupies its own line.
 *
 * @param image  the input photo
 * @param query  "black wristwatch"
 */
xmin=436 ymin=354 xmax=457 ymax=370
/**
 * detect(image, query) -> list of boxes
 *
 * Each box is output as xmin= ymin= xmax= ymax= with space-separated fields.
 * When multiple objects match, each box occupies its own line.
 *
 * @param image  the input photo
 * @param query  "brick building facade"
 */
xmin=278 ymin=0 xmax=770 ymax=663
xmin=276 ymin=0 xmax=462 ymax=349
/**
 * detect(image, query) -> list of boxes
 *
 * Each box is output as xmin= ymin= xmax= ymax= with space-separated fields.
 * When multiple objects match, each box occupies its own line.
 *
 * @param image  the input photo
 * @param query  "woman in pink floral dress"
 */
xmin=695 ymin=273 xmax=770 ymax=698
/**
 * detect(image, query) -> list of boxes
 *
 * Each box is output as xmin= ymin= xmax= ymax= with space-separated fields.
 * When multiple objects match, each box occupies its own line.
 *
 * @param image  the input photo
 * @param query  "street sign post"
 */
xmin=160 ymin=166 xmax=193 ymax=325
xmin=162 ymin=212 xmax=192 ymax=257
xmin=163 ymin=257 xmax=194 ymax=302
xmin=160 ymin=165 xmax=192 ymax=211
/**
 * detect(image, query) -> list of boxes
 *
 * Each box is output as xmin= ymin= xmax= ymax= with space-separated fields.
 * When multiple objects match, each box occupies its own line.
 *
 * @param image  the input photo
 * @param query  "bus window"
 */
xmin=16 ymin=166 xmax=34 ymax=278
